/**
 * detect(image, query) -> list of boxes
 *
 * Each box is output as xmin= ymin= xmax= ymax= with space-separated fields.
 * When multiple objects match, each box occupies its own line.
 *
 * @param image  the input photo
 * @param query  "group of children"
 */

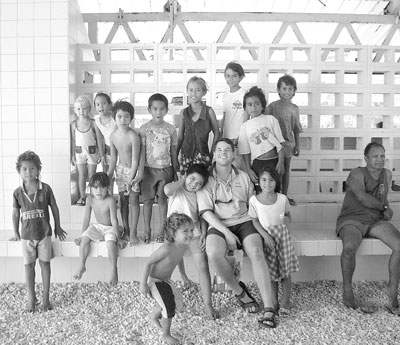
xmin=11 ymin=61 xmax=302 ymax=340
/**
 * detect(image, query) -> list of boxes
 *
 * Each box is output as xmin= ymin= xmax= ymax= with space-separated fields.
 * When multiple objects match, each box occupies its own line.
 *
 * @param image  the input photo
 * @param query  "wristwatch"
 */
xmin=382 ymin=205 xmax=388 ymax=211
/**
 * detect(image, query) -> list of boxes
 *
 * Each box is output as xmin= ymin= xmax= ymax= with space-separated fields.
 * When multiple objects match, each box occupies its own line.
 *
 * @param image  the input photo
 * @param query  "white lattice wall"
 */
xmin=76 ymin=43 xmax=400 ymax=201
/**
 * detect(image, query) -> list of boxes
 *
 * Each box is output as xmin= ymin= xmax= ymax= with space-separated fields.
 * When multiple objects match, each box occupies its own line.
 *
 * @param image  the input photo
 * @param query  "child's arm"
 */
xmin=243 ymin=154 xmax=258 ymax=184
xmin=220 ymin=111 xmax=226 ymax=137
xmin=282 ymin=197 xmax=292 ymax=226
xmin=170 ymin=144 xmax=179 ymax=180
xmin=199 ymin=217 xmax=208 ymax=251
xmin=50 ymin=200 xmax=67 ymax=241
xmin=164 ymin=178 xmax=184 ymax=197
xmin=107 ymin=134 xmax=117 ymax=180
xmin=128 ymin=131 xmax=141 ymax=184
xmin=208 ymin=107 xmax=220 ymax=155
xmin=176 ymin=109 xmax=185 ymax=157
xmin=251 ymin=218 xmax=274 ymax=251
xmin=70 ymin=122 xmax=76 ymax=165
xmin=93 ymin=121 xmax=104 ymax=164
xmin=293 ymin=106 xmax=301 ymax=157
xmin=133 ymin=135 xmax=145 ymax=185
xmin=276 ymin=148 xmax=285 ymax=176
xmin=11 ymin=207 xmax=21 ymax=241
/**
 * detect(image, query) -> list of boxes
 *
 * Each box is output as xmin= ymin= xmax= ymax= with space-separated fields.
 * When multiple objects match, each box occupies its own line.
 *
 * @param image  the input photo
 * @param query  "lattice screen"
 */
xmin=76 ymin=43 xmax=400 ymax=200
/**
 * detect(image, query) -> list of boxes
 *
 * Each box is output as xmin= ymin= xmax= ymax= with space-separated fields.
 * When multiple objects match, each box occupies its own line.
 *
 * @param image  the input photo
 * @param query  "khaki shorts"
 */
xmin=21 ymin=236 xmax=52 ymax=265
xmin=81 ymin=223 xmax=117 ymax=242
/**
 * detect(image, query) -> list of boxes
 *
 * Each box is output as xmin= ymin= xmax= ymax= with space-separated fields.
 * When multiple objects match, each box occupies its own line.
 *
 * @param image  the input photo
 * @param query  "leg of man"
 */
xmin=73 ymin=236 xmax=91 ymax=280
xmin=106 ymin=240 xmax=118 ymax=285
xmin=339 ymin=225 xmax=363 ymax=308
xmin=242 ymin=233 xmax=275 ymax=310
xmin=39 ymin=260 xmax=51 ymax=311
xmin=368 ymin=222 xmax=400 ymax=309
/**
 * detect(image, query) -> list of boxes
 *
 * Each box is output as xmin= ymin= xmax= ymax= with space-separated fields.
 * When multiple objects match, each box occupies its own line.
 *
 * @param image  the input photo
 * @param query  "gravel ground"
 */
xmin=0 ymin=281 xmax=399 ymax=345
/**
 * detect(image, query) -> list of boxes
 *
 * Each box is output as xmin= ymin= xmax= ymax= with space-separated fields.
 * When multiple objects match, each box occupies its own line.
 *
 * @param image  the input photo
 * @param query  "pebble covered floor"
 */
xmin=1 ymin=281 xmax=400 ymax=345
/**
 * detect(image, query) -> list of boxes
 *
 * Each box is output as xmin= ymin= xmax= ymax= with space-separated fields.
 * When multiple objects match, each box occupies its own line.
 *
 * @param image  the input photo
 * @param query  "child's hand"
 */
xmin=199 ymin=234 xmax=206 ymax=251
xmin=182 ymin=276 xmax=195 ymax=289
xmin=225 ymin=232 xmax=241 ymax=251
xmin=55 ymin=227 xmax=67 ymax=241
xmin=294 ymin=146 xmax=300 ymax=157
xmin=248 ymin=169 xmax=258 ymax=185
xmin=74 ymin=237 xmax=81 ymax=246
xmin=140 ymin=282 xmax=151 ymax=298
xmin=276 ymin=162 xmax=285 ymax=176
xmin=9 ymin=234 xmax=21 ymax=241
xmin=262 ymin=232 xmax=274 ymax=251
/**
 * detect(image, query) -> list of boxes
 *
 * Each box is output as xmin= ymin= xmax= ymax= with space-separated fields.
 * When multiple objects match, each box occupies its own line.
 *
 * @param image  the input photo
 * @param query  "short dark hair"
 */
xmin=214 ymin=138 xmax=235 ymax=152
xmin=16 ymin=151 xmax=42 ymax=173
xmin=257 ymin=167 xmax=281 ymax=193
xmin=94 ymin=92 xmax=112 ymax=106
xmin=224 ymin=61 xmax=245 ymax=77
xmin=89 ymin=172 xmax=110 ymax=188
xmin=163 ymin=213 xmax=193 ymax=243
xmin=112 ymin=100 xmax=135 ymax=120
xmin=364 ymin=142 xmax=385 ymax=156
xmin=243 ymin=86 xmax=267 ymax=113
xmin=186 ymin=163 xmax=210 ymax=185
xmin=148 ymin=93 xmax=169 ymax=109
xmin=277 ymin=75 xmax=297 ymax=92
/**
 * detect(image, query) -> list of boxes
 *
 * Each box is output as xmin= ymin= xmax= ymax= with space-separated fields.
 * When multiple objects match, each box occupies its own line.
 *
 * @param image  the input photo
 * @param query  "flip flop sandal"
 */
xmin=235 ymin=281 xmax=260 ymax=313
xmin=258 ymin=307 xmax=277 ymax=329
xmin=385 ymin=305 xmax=400 ymax=316
xmin=76 ymin=197 xmax=86 ymax=206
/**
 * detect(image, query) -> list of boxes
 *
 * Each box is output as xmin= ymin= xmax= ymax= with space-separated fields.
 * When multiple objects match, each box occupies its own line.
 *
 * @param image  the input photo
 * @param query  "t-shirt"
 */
xmin=222 ymin=88 xmax=248 ymax=140
xmin=197 ymin=164 xmax=254 ymax=227
xmin=237 ymin=115 xmax=284 ymax=162
xmin=13 ymin=182 xmax=56 ymax=241
xmin=167 ymin=185 xmax=201 ymax=236
xmin=139 ymin=121 xmax=177 ymax=169
xmin=265 ymin=100 xmax=303 ymax=142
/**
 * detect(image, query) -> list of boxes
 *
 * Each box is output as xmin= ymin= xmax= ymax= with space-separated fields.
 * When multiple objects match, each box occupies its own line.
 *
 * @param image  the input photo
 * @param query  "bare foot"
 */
xmin=109 ymin=269 xmax=118 ymax=285
xmin=143 ymin=230 xmax=151 ymax=244
xmin=74 ymin=237 xmax=81 ymax=246
xmin=73 ymin=266 xmax=86 ymax=280
xmin=343 ymin=294 xmax=376 ymax=314
xmin=161 ymin=334 xmax=180 ymax=345
xmin=27 ymin=298 xmax=36 ymax=313
xmin=130 ymin=234 xmax=141 ymax=246
xmin=42 ymin=300 xmax=53 ymax=312
xmin=387 ymin=285 xmax=400 ymax=308
xmin=149 ymin=312 xmax=162 ymax=330
xmin=205 ymin=304 xmax=220 ymax=319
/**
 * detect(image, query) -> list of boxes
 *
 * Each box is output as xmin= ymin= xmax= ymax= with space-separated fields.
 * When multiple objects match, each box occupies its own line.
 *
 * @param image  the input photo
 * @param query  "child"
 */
xmin=237 ymin=86 xmax=285 ymax=189
xmin=108 ymin=100 xmax=142 ymax=246
xmin=70 ymin=95 xmax=102 ymax=206
xmin=164 ymin=164 xmax=219 ymax=319
xmin=139 ymin=93 xmax=179 ymax=243
xmin=94 ymin=92 xmax=117 ymax=174
xmin=177 ymin=76 xmax=219 ymax=175
xmin=73 ymin=172 xmax=121 ymax=285
xmin=266 ymin=75 xmax=303 ymax=206
xmin=221 ymin=61 xmax=248 ymax=170
xmin=11 ymin=151 xmax=67 ymax=312
xmin=140 ymin=213 xmax=194 ymax=345
xmin=248 ymin=167 xmax=299 ymax=313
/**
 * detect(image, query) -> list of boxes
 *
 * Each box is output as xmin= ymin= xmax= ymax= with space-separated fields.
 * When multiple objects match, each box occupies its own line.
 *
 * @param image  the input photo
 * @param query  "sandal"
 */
xmin=235 ymin=281 xmax=260 ymax=313
xmin=258 ymin=307 xmax=277 ymax=329
xmin=76 ymin=197 xmax=86 ymax=206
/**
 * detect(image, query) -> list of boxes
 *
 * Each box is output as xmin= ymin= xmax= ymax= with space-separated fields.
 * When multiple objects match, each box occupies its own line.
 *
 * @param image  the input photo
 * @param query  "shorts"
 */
xmin=141 ymin=166 xmax=173 ymax=201
xmin=282 ymin=141 xmax=295 ymax=158
xmin=21 ymin=236 xmax=52 ymax=265
xmin=75 ymin=146 xmax=98 ymax=165
xmin=116 ymin=165 xmax=140 ymax=194
xmin=81 ymin=223 xmax=117 ymax=242
xmin=148 ymin=278 xmax=183 ymax=318
xmin=207 ymin=221 xmax=258 ymax=249
xmin=336 ymin=219 xmax=391 ymax=238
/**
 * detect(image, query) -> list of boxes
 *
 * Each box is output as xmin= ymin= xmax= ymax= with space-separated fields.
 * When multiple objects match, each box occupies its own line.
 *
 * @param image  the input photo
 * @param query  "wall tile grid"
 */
xmin=0 ymin=0 xmax=88 ymax=238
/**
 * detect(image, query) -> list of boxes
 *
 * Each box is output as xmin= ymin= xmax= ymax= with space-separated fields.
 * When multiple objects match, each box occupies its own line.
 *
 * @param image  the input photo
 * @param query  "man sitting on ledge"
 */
xmin=336 ymin=142 xmax=400 ymax=314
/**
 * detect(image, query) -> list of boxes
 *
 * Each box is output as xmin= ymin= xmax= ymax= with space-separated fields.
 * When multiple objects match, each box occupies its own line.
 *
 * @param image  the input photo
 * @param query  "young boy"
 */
xmin=107 ymin=100 xmax=142 ymax=246
xmin=139 ymin=93 xmax=179 ymax=243
xmin=11 ymin=151 xmax=67 ymax=312
xmin=265 ymin=75 xmax=303 ymax=206
xmin=73 ymin=172 xmax=121 ymax=284
xmin=140 ymin=213 xmax=194 ymax=345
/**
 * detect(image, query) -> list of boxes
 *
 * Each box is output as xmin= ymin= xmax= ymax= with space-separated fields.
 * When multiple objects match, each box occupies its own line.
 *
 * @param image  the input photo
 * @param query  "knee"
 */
xmin=246 ymin=245 xmax=264 ymax=261
xmin=143 ymin=198 xmax=154 ymax=206
xmin=205 ymin=248 xmax=221 ymax=263
xmin=341 ymin=242 xmax=358 ymax=257
xmin=81 ymin=236 xmax=91 ymax=245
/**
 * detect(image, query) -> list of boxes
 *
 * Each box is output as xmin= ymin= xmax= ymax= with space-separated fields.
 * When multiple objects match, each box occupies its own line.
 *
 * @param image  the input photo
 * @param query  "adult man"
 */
xmin=197 ymin=138 xmax=277 ymax=328
xmin=337 ymin=142 xmax=400 ymax=314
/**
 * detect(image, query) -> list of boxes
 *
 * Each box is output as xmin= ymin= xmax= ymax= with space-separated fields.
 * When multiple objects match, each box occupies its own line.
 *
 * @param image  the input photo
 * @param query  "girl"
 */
xmin=248 ymin=167 xmax=299 ymax=314
xmin=237 ymin=86 xmax=285 ymax=188
xmin=70 ymin=95 xmax=102 ymax=206
xmin=164 ymin=164 xmax=219 ymax=319
xmin=177 ymin=76 xmax=219 ymax=175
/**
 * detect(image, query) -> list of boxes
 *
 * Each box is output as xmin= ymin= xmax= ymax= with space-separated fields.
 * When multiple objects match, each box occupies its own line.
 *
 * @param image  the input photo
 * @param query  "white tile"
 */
xmin=2 ymin=156 xmax=16 ymax=173
xmin=17 ymin=88 xmax=35 ymax=105
xmin=35 ymin=122 xmax=52 ymax=139
xmin=52 ymin=121 xmax=69 ymax=139
xmin=1 ymin=89 xmax=18 ymax=106
xmin=51 ymin=2 xmax=68 ymax=19
xmin=18 ymin=139 xmax=35 ymax=152
xmin=34 ymin=2 xmax=50 ymax=20
xmin=1 ymin=123 xmax=18 ymax=140
xmin=51 ymin=105 xmax=69 ymax=121
xmin=35 ymin=105 xmax=52 ymax=122
xmin=34 ymin=19 xmax=51 ymax=36
xmin=51 ymin=36 xmax=68 ymax=53
xmin=1 ymin=20 xmax=17 ymax=37
xmin=1 ymin=55 xmax=18 ymax=71
xmin=51 ymin=87 xmax=68 ymax=104
xmin=35 ymin=139 xmax=53 ymax=156
xmin=0 ymin=4 xmax=17 ymax=21
xmin=18 ymin=3 xmax=34 ymax=20
xmin=34 ymin=53 xmax=51 ymax=70
xmin=1 ymin=106 xmax=18 ymax=123
xmin=18 ymin=105 xmax=35 ymax=123
xmin=51 ymin=53 xmax=68 ymax=70
xmin=1 ymin=72 xmax=18 ymax=88
xmin=18 ymin=71 xmax=34 ymax=88
xmin=18 ymin=37 xmax=34 ymax=54
xmin=1 ymin=140 xmax=19 ymax=157
xmin=52 ymin=156 xmax=69 ymax=172
xmin=34 ymin=36 xmax=51 ymax=54
xmin=50 ymin=19 xmax=68 ymax=36
xmin=7 ymin=241 xmax=22 ymax=257
xmin=1 ymin=38 xmax=18 ymax=54
xmin=52 ymin=139 xmax=70 ymax=156
xmin=18 ymin=122 xmax=35 ymax=139
xmin=17 ymin=54 xmax=34 ymax=71
xmin=35 ymin=71 xmax=51 ymax=87
xmin=34 ymin=88 xmax=51 ymax=105
xmin=2 ymin=174 xmax=19 ymax=191
xmin=17 ymin=20 xmax=34 ymax=37
xmin=51 ymin=70 xmax=68 ymax=87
